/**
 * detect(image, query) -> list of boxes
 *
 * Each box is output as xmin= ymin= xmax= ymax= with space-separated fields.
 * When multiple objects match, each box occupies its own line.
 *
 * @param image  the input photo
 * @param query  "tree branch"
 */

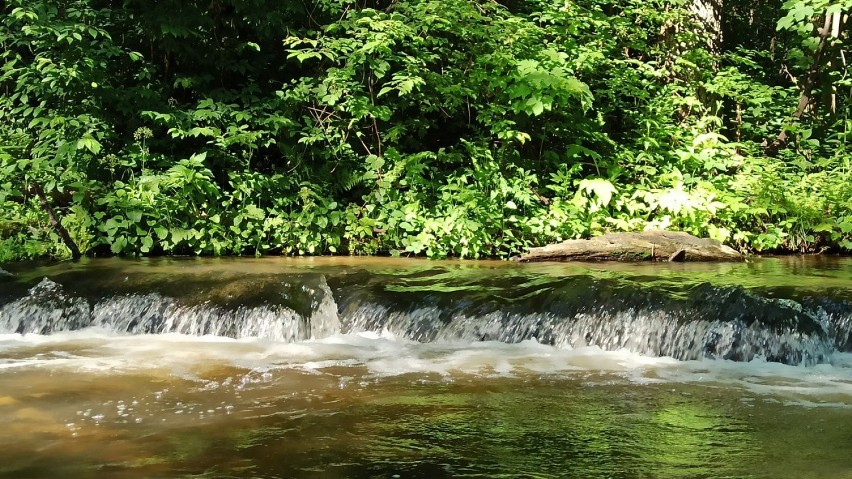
xmin=766 ymin=12 xmax=844 ymax=155
xmin=30 ymin=183 xmax=82 ymax=259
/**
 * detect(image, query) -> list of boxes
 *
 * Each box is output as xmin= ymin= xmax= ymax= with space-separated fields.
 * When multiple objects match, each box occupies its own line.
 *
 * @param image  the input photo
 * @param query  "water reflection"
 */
xmin=0 ymin=257 xmax=851 ymax=478
xmin=1 ymin=350 xmax=851 ymax=479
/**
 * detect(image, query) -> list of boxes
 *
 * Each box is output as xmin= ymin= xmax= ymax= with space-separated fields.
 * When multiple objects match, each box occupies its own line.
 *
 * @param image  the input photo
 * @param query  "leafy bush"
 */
xmin=1 ymin=0 xmax=850 ymax=261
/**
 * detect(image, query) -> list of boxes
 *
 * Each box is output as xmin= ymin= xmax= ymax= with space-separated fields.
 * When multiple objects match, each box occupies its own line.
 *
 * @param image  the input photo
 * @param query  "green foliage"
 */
xmin=1 ymin=0 xmax=850 ymax=262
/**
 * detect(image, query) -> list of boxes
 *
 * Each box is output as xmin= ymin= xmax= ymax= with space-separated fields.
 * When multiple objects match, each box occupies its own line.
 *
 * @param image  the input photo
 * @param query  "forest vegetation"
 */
xmin=1 ymin=0 xmax=851 ymax=261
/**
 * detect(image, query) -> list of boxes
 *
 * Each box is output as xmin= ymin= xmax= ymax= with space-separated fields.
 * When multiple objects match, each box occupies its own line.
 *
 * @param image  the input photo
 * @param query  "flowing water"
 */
xmin=0 ymin=257 xmax=850 ymax=478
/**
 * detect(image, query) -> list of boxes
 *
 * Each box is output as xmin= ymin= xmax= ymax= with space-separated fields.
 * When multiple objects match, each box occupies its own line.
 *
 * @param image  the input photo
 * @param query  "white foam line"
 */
xmin=0 ymin=332 xmax=849 ymax=403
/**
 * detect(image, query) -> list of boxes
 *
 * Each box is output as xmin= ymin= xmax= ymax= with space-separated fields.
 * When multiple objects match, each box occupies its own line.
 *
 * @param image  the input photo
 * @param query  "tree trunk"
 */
xmin=692 ymin=0 xmax=723 ymax=52
xmin=30 ymin=183 xmax=82 ymax=260
xmin=765 ymin=12 xmax=846 ymax=155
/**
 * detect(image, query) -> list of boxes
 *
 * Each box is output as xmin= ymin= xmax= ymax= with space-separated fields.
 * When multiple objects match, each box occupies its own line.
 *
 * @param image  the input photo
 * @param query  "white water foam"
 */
xmin=1 ymin=330 xmax=849 ymax=407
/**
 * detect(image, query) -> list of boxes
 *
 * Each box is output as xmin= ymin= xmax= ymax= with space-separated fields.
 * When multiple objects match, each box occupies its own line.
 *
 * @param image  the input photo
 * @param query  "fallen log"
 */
xmin=514 ymin=231 xmax=743 ymax=262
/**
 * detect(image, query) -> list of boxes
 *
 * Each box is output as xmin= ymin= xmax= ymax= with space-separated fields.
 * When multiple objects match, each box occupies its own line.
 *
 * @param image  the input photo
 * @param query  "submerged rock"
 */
xmin=0 ymin=268 xmax=12 ymax=279
xmin=515 ymin=230 xmax=743 ymax=262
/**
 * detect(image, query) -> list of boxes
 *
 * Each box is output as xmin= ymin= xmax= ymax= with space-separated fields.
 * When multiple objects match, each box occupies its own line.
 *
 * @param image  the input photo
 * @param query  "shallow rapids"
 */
xmin=0 ymin=257 xmax=850 ymax=478
xmin=2 ymin=257 xmax=852 ymax=365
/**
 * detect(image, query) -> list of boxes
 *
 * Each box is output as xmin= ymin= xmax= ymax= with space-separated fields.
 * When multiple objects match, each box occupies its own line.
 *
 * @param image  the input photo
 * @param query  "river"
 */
xmin=0 ymin=257 xmax=850 ymax=478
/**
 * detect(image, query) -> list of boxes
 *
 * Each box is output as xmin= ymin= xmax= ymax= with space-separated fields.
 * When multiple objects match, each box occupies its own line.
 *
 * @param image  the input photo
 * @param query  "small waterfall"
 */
xmin=0 ymin=278 xmax=92 ymax=334
xmin=1 ymin=270 xmax=850 ymax=366
xmin=332 ymin=274 xmax=850 ymax=366
xmin=93 ymin=294 xmax=306 ymax=340
xmin=338 ymin=304 xmax=838 ymax=365
xmin=310 ymin=276 xmax=341 ymax=339
xmin=801 ymin=296 xmax=852 ymax=352
xmin=0 ymin=277 xmax=339 ymax=341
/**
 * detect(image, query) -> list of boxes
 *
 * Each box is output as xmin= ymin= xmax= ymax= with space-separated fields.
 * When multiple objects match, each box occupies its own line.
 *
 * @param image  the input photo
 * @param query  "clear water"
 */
xmin=0 ymin=257 xmax=850 ymax=478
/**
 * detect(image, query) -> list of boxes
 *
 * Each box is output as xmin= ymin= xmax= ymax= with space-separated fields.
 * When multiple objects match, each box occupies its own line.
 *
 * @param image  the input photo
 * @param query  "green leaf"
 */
xmin=244 ymin=204 xmax=265 ymax=220
xmin=140 ymin=235 xmax=154 ymax=253
xmin=578 ymin=178 xmax=617 ymax=207
xmin=127 ymin=210 xmax=143 ymax=223
xmin=171 ymin=228 xmax=189 ymax=244
xmin=110 ymin=236 xmax=128 ymax=254
xmin=76 ymin=136 xmax=102 ymax=154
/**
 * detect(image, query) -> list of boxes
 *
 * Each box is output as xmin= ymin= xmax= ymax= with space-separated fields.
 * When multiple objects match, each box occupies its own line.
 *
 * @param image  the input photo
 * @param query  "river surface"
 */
xmin=0 ymin=257 xmax=850 ymax=478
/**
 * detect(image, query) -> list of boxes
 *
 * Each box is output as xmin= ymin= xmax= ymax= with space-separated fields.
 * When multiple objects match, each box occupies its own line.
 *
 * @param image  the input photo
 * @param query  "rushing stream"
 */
xmin=0 ymin=257 xmax=850 ymax=478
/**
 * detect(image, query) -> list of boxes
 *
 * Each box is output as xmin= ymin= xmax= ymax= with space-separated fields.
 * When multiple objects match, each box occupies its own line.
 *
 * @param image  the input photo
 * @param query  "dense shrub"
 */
xmin=1 ymin=0 xmax=850 ymax=260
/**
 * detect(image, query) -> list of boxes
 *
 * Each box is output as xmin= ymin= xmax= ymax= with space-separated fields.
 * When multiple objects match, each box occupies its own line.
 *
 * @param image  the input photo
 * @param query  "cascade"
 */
xmin=2 ymin=269 xmax=849 ymax=366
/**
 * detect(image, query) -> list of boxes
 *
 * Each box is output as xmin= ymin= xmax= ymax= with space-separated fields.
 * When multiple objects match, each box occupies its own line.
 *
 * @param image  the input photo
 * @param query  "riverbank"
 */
xmin=2 ymin=242 xmax=850 ymax=269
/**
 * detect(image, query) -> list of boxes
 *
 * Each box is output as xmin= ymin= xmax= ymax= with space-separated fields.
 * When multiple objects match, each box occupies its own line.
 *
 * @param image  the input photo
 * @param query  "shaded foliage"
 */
xmin=1 ymin=0 xmax=850 ymax=261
